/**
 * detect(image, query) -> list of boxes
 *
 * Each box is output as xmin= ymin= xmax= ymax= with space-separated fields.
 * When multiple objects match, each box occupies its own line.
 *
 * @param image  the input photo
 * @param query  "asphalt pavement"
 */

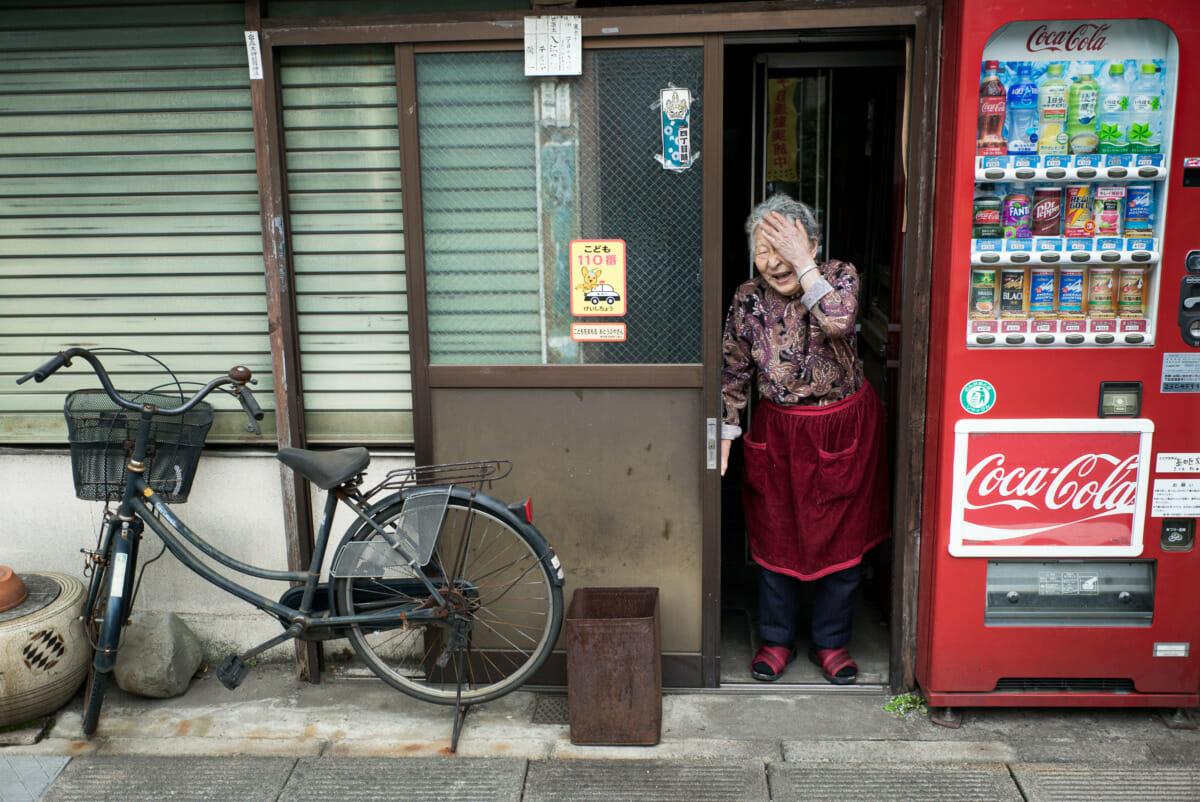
xmin=2 ymin=663 xmax=1199 ymax=801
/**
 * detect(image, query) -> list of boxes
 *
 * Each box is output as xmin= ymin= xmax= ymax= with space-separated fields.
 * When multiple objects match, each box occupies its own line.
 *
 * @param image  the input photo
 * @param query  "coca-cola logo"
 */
xmin=1026 ymin=23 xmax=1110 ymax=53
xmin=964 ymin=452 xmax=1139 ymax=516
xmin=951 ymin=426 xmax=1151 ymax=553
xmin=975 ymin=209 xmax=1001 ymax=223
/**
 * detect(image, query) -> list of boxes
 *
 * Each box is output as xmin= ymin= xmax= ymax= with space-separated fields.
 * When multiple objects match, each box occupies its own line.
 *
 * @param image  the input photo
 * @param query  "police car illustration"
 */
xmin=584 ymin=284 xmax=620 ymax=305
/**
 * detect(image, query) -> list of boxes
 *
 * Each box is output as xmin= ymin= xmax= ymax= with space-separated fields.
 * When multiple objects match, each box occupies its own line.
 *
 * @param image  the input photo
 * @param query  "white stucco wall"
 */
xmin=0 ymin=448 xmax=414 ymax=663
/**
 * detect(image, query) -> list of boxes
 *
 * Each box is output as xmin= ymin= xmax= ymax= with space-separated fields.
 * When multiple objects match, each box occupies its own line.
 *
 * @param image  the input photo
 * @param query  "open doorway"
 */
xmin=718 ymin=33 xmax=908 ymax=687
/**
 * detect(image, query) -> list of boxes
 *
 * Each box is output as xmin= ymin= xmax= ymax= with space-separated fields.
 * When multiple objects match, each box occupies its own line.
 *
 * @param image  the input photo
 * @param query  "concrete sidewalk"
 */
xmin=3 ymin=664 xmax=1199 ymax=800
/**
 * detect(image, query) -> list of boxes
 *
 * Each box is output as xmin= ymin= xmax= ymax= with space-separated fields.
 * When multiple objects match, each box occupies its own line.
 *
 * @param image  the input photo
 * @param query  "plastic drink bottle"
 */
xmin=1128 ymin=62 xmax=1162 ymax=154
xmin=1096 ymin=62 xmax=1129 ymax=154
xmin=976 ymin=60 xmax=1007 ymax=156
xmin=1066 ymin=62 xmax=1099 ymax=154
xmin=1006 ymin=62 xmax=1038 ymax=154
xmin=1037 ymin=63 xmax=1069 ymax=155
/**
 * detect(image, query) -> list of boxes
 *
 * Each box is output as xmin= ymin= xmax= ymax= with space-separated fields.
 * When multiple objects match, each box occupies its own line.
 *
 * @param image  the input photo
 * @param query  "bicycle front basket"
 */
xmin=63 ymin=389 xmax=214 ymax=504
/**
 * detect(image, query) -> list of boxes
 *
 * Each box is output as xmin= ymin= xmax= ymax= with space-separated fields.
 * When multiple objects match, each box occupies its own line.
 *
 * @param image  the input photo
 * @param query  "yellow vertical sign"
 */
xmin=765 ymin=78 xmax=798 ymax=182
xmin=570 ymin=239 xmax=626 ymax=316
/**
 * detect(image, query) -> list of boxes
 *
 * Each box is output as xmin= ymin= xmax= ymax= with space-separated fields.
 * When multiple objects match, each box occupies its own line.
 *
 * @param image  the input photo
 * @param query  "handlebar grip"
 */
xmin=238 ymin=386 xmax=265 ymax=421
xmin=16 ymin=352 xmax=70 ymax=385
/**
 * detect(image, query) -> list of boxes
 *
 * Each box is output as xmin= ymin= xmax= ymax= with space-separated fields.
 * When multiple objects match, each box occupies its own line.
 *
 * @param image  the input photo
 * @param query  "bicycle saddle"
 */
xmin=276 ymin=447 xmax=370 ymax=489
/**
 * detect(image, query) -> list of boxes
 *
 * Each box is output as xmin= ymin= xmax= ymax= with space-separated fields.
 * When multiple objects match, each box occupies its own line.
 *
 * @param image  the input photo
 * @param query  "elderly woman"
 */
xmin=721 ymin=194 xmax=889 ymax=685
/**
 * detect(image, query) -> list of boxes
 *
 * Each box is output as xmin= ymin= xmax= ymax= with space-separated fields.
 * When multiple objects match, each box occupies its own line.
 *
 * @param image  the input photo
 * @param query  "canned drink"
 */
xmin=1031 ymin=187 xmax=1063 ymax=236
xmin=969 ymin=268 xmax=997 ymax=319
xmin=1063 ymin=184 xmax=1094 ymax=238
xmin=1087 ymin=266 xmax=1115 ymax=318
xmin=1124 ymin=184 xmax=1155 ymax=237
xmin=1057 ymin=267 xmax=1085 ymax=318
xmin=1093 ymin=185 xmax=1126 ymax=238
xmin=1117 ymin=267 xmax=1146 ymax=318
xmin=1002 ymin=188 xmax=1033 ymax=239
xmin=1029 ymin=268 xmax=1057 ymax=318
xmin=972 ymin=197 xmax=1003 ymax=239
xmin=999 ymin=267 xmax=1027 ymax=319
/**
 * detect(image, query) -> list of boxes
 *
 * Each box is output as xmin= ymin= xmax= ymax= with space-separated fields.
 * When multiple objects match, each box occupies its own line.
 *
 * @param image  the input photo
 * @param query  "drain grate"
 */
xmin=531 ymin=694 xmax=570 ymax=725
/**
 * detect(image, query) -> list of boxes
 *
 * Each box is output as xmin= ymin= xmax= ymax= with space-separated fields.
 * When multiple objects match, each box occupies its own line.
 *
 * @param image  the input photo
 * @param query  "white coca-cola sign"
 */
xmin=950 ymin=419 xmax=1153 ymax=557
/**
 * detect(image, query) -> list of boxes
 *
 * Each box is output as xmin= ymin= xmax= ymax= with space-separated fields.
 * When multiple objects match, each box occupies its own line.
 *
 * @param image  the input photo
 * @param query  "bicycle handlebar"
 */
xmin=16 ymin=347 xmax=261 ymax=425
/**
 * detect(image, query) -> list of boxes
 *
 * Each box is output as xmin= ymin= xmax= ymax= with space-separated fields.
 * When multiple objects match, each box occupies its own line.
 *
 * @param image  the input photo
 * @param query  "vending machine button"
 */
xmin=1005 ymin=334 xmax=1026 ymax=344
xmin=1066 ymin=334 xmax=1085 ymax=344
xmin=985 ymin=168 xmax=1005 ymax=180
xmin=1131 ymin=252 xmax=1151 ymax=262
xmin=1095 ymin=333 xmax=1115 ymax=344
xmin=1137 ymin=166 xmax=1160 ymax=178
xmin=1070 ymin=252 xmax=1090 ymax=262
xmin=1035 ymin=334 xmax=1054 ymax=344
xmin=1077 ymin=167 xmax=1098 ymax=179
xmin=1046 ymin=168 xmax=1067 ymax=179
xmin=1015 ymin=168 xmax=1035 ymax=180
xmin=1107 ymin=167 xmax=1128 ymax=179
xmin=1011 ymin=253 xmax=1030 ymax=263
xmin=1124 ymin=333 xmax=1145 ymax=344
xmin=976 ymin=334 xmax=996 ymax=345
xmin=1040 ymin=252 xmax=1060 ymax=263
xmin=1161 ymin=518 xmax=1195 ymax=552
xmin=1101 ymin=251 xmax=1121 ymax=262
xmin=981 ymin=253 xmax=1000 ymax=263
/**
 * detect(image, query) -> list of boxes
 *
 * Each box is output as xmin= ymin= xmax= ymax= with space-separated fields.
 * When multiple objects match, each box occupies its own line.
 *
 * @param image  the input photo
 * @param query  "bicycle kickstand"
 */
xmin=450 ymin=646 xmax=470 ymax=753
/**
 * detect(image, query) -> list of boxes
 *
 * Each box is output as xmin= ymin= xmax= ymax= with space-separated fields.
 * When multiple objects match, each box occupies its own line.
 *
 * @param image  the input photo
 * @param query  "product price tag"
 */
xmin=1036 ymin=238 xmax=1063 ymax=251
xmin=1125 ymin=238 xmax=1154 ymax=251
xmin=1104 ymin=155 xmax=1133 ymax=167
xmin=1066 ymin=238 xmax=1092 ymax=251
xmin=1134 ymin=154 xmax=1164 ymax=167
xmin=1004 ymin=239 xmax=1032 ymax=252
xmin=1043 ymin=155 xmax=1071 ymax=169
xmin=1074 ymin=155 xmax=1103 ymax=169
xmin=979 ymin=156 xmax=1009 ymax=169
xmin=1096 ymin=237 xmax=1123 ymax=251
xmin=974 ymin=239 xmax=1003 ymax=252
xmin=1011 ymin=155 xmax=1039 ymax=169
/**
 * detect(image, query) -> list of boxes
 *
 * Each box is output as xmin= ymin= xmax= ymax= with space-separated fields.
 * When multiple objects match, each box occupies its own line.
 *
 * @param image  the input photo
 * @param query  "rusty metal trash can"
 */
xmin=565 ymin=586 xmax=661 ymax=745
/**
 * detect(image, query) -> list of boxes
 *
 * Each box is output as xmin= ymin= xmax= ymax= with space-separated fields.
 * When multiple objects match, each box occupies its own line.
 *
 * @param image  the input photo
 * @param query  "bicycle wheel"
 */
xmin=81 ymin=530 xmax=137 ymax=736
xmin=333 ymin=493 xmax=563 ymax=705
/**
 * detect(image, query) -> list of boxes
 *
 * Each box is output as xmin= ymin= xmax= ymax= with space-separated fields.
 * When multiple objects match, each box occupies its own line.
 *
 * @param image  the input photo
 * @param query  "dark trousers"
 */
xmin=757 ymin=563 xmax=860 ymax=650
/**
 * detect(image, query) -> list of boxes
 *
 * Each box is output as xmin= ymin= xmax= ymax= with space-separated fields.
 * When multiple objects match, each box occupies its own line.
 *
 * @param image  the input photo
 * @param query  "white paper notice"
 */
xmin=524 ymin=16 xmax=582 ymax=77
xmin=245 ymin=31 xmax=263 ymax=81
xmin=1151 ymin=479 xmax=1200 ymax=517
xmin=1157 ymin=453 xmax=1200 ymax=473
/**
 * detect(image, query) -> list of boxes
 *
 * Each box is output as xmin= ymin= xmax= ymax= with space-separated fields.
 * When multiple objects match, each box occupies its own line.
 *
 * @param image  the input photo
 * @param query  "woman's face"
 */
xmin=753 ymin=226 xmax=811 ymax=296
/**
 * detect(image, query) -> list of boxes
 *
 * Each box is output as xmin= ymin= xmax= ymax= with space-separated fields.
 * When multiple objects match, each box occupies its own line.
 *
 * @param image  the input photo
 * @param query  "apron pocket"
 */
xmin=742 ymin=436 xmax=769 ymax=496
xmin=815 ymin=439 xmax=860 ymax=503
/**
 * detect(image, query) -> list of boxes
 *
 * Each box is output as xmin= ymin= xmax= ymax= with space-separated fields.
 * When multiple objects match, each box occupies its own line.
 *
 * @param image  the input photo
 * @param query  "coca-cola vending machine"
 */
xmin=919 ymin=0 xmax=1200 ymax=718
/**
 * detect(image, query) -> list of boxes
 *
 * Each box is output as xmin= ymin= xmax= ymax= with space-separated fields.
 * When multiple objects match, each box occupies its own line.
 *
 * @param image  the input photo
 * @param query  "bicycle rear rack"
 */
xmin=360 ymin=458 xmax=511 ymax=503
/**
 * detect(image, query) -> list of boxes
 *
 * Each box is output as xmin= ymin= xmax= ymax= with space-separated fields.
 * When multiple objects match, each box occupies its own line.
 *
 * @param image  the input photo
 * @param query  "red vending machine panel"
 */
xmin=920 ymin=0 xmax=1200 ymax=711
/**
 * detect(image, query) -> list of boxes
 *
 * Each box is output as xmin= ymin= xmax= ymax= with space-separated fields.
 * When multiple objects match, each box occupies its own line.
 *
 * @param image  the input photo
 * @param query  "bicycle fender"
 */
xmin=435 ymin=485 xmax=565 ymax=588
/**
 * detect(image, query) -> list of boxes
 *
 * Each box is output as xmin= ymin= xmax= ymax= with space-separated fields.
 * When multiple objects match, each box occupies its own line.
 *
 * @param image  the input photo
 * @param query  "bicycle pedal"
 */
xmin=216 ymin=654 xmax=248 ymax=690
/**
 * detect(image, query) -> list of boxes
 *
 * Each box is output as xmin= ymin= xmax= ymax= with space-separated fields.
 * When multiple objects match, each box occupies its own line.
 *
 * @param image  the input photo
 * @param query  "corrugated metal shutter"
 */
xmin=0 ymin=0 xmax=272 ymax=444
xmin=279 ymin=45 xmax=411 ymax=444
xmin=415 ymin=52 xmax=543 ymax=364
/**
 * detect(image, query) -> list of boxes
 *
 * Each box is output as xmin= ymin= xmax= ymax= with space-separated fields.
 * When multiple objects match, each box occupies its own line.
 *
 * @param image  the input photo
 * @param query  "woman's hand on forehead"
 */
xmin=760 ymin=211 xmax=816 ymax=268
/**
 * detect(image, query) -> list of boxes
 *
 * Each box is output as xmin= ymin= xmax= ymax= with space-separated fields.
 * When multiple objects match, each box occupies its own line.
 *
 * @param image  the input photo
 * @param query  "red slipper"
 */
xmin=809 ymin=646 xmax=858 ymax=685
xmin=751 ymin=644 xmax=796 ymax=681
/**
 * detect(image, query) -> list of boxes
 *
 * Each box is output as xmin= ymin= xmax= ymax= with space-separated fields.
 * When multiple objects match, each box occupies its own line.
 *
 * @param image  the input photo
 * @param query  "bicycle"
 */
xmin=17 ymin=347 xmax=565 ymax=748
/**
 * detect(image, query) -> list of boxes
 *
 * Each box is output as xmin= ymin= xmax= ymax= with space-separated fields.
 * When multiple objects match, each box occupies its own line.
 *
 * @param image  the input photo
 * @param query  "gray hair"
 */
xmin=745 ymin=194 xmax=821 ymax=263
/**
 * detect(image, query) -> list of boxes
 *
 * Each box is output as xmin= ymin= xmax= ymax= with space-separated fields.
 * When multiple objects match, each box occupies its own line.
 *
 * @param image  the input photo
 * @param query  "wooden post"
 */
xmin=245 ymin=0 xmax=322 ymax=682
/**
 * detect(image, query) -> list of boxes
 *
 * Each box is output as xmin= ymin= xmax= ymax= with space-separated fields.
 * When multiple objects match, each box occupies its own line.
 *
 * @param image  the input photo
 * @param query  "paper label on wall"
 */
xmin=244 ymin=31 xmax=263 ymax=80
xmin=524 ymin=16 xmax=582 ymax=76
xmin=1152 ymin=479 xmax=1200 ymax=517
xmin=570 ymin=239 xmax=626 ymax=316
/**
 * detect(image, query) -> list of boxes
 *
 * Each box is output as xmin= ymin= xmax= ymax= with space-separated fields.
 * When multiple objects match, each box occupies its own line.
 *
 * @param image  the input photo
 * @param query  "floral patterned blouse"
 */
xmin=721 ymin=259 xmax=864 ymax=437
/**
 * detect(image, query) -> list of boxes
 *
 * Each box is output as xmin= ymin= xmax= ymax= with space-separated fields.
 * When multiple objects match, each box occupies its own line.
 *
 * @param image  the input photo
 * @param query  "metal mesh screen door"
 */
xmin=576 ymin=47 xmax=704 ymax=364
xmin=417 ymin=46 xmax=703 ymax=365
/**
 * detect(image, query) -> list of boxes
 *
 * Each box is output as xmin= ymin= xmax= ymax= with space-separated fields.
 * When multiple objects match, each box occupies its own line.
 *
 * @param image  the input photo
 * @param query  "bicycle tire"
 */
xmin=333 ymin=492 xmax=563 ymax=705
xmin=81 ymin=531 xmax=137 ymax=736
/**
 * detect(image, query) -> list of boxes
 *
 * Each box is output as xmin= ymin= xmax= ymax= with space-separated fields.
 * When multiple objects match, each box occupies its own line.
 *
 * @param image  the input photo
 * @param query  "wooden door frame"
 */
xmin=248 ymin=0 xmax=941 ymax=691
